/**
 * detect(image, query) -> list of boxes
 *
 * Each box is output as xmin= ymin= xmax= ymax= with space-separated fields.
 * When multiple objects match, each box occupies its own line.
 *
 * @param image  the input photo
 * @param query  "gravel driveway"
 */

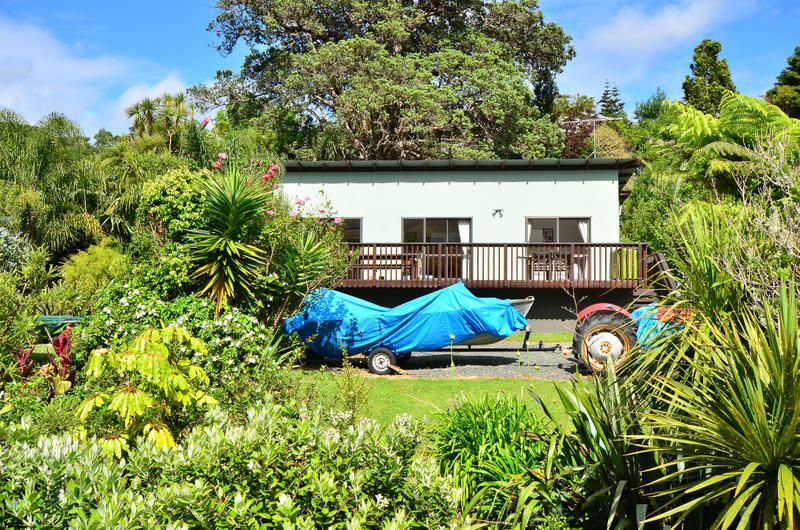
xmin=307 ymin=342 xmax=577 ymax=380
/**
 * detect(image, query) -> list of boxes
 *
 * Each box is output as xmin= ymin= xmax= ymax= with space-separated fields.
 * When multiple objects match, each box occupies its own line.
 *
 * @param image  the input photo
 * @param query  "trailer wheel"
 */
xmin=367 ymin=347 xmax=397 ymax=375
xmin=573 ymin=312 xmax=637 ymax=374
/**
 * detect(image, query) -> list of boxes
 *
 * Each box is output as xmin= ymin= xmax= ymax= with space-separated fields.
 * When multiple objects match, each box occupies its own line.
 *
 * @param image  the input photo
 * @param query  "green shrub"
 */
xmin=74 ymin=282 xmax=286 ymax=401
xmin=0 ymin=401 xmax=468 ymax=528
xmin=0 ymin=227 xmax=30 ymax=273
xmin=435 ymin=396 xmax=579 ymax=527
xmin=79 ymin=326 xmax=216 ymax=454
xmin=0 ymin=273 xmax=37 ymax=383
xmin=59 ymin=239 xmax=128 ymax=309
xmin=128 ymin=234 xmax=199 ymax=299
xmin=0 ymin=379 xmax=84 ymax=445
xmin=136 ymin=167 xmax=209 ymax=242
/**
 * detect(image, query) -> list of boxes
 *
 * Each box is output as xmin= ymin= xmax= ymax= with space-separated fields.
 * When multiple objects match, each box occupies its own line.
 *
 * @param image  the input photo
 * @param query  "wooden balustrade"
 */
xmin=340 ymin=242 xmax=648 ymax=289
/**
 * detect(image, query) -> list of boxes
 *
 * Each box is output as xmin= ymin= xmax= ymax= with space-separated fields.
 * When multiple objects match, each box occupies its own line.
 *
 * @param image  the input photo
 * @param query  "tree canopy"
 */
xmin=766 ymin=46 xmax=800 ymax=118
xmin=682 ymin=39 xmax=736 ymax=115
xmin=192 ymin=0 xmax=574 ymax=160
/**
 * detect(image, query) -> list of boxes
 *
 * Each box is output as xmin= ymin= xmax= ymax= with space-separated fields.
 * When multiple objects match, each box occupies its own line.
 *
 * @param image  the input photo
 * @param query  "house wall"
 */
xmin=280 ymin=169 xmax=620 ymax=243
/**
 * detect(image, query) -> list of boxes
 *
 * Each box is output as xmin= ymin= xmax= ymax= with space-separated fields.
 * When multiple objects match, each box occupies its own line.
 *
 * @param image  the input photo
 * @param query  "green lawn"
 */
xmin=503 ymin=330 xmax=574 ymax=343
xmin=304 ymin=372 xmax=568 ymax=426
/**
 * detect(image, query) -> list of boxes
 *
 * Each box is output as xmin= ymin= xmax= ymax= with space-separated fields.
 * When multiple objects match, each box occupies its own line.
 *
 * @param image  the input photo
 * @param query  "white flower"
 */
xmin=247 ymin=357 xmax=256 ymax=364
xmin=102 ymin=307 xmax=112 ymax=314
xmin=375 ymin=493 xmax=389 ymax=510
xmin=132 ymin=289 xmax=140 ymax=295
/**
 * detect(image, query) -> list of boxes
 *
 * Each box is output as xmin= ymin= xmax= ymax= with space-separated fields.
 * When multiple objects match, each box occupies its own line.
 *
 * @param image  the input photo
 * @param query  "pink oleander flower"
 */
xmin=217 ymin=152 xmax=227 ymax=160
xmin=289 ymin=211 xmax=300 ymax=217
xmin=201 ymin=117 xmax=210 ymax=126
xmin=211 ymin=161 xmax=222 ymax=169
xmin=265 ymin=209 xmax=275 ymax=215
xmin=273 ymin=184 xmax=280 ymax=190
xmin=334 ymin=217 xmax=342 ymax=224
xmin=270 ymin=162 xmax=279 ymax=171
xmin=294 ymin=198 xmax=305 ymax=205
xmin=261 ymin=173 xmax=271 ymax=181
xmin=319 ymin=208 xmax=327 ymax=214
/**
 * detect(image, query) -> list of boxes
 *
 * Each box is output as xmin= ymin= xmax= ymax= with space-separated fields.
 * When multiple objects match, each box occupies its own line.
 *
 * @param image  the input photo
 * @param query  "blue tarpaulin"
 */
xmin=631 ymin=304 xmax=684 ymax=348
xmin=283 ymin=283 xmax=528 ymax=359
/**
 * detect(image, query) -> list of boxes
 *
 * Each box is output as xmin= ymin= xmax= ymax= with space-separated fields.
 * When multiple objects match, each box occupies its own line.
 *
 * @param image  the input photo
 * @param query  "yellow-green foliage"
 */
xmin=60 ymin=239 xmax=128 ymax=297
xmin=78 ymin=326 xmax=216 ymax=456
xmin=595 ymin=124 xmax=632 ymax=158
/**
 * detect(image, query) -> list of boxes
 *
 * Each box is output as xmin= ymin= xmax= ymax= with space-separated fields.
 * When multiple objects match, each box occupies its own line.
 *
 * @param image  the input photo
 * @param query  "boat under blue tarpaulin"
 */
xmin=283 ymin=283 xmax=528 ymax=359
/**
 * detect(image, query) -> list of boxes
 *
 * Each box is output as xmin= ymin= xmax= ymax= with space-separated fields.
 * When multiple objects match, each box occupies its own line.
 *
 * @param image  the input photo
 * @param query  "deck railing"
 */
xmin=340 ymin=242 xmax=648 ymax=289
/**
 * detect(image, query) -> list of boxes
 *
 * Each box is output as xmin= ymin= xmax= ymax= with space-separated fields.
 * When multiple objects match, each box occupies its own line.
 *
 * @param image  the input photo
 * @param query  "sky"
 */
xmin=0 ymin=0 xmax=797 ymax=137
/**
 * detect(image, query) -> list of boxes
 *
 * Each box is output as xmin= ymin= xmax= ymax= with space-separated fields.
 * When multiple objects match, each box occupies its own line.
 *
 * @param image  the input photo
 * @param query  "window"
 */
xmin=342 ymin=218 xmax=362 ymax=243
xmin=526 ymin=218 xmax=590 ymax=243
xmin=402 ymin=218 xmax=471 ymax=243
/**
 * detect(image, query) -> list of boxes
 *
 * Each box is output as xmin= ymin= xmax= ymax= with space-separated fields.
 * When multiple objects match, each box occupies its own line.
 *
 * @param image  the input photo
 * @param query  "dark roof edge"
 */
xmin=284 ymin=158 xmax=641 ymax=173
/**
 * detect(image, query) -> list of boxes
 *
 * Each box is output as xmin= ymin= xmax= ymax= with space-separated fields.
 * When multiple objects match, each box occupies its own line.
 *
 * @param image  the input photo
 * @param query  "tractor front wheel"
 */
xmin=573 ymin=312 xmax=637 ymax=374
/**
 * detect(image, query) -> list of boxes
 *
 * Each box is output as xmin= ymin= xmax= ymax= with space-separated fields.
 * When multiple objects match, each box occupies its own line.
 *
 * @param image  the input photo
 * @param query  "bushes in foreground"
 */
xmin=0 ymin=400 xmax=470 ymax=529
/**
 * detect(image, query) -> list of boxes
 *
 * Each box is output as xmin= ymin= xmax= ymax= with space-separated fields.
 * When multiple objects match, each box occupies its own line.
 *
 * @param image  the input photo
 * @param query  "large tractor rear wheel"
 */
xmin=573 ymin=311 xmax=637 ymax=374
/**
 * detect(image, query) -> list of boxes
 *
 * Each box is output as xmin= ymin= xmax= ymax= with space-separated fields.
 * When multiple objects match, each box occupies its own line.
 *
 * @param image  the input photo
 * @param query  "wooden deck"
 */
xmin=340 ymin=242 xmax=649 ymax=289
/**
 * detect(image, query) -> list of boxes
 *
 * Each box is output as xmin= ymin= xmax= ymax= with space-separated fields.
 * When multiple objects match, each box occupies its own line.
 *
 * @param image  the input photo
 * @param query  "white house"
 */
xmin=280 ymin=159 xmax=648 ymax=331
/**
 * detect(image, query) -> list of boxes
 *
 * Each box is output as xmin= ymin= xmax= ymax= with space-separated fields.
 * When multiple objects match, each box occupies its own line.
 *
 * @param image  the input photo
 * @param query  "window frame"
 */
xmin=401 ymin=217 xmax=473 ymax=244
xmin=524 ymin=216 xmax=592 ymax=243
xmin=341 ymin=217 xmax=363 ymax=243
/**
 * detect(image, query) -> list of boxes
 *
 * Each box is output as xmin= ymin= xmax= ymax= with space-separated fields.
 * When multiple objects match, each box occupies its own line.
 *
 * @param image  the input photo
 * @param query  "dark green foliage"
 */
xmin=194 ymin=0 xmax=573 ymax=159
xmin=634 ymin=87 xmax=668 ymax=122
xmin=537 ymin=367 xmax=661 ymax=530
xmin=766 ymin=46 xmax=800 ymax=118
xmin=682 ymin=39 xmax=737 ymax=115
xmin=435 ymin=396 xmax=580 ymax=527
xmin=0 ymin=273 xmax=37 ymax=383
xmin=599 ymin=81 xmax=626 ymax=118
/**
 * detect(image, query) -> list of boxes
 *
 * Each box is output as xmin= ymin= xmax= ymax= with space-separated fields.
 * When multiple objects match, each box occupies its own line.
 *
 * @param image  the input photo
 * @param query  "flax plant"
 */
xmin=639 ymin=281 xmax=800 ymax=529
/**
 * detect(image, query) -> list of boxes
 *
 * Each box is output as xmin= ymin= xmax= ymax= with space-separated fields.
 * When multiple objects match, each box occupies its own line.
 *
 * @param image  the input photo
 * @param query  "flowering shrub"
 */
xmin=0 ymin=227 xmax=30 ymax=273
xmin=75 ymin=282 xmax=282 ymax=399
xmin=0 ymin=400 xmax=471 ymax=528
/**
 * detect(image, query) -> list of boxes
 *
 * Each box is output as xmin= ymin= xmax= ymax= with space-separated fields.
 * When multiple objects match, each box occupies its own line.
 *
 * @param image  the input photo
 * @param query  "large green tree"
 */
xmin=766 ymin=46 xmax=800 ymax=118
xmin=193 ymin=0 xmax=573 ymax=160
xmin=682 ymin=39 xmax=736 ymax=115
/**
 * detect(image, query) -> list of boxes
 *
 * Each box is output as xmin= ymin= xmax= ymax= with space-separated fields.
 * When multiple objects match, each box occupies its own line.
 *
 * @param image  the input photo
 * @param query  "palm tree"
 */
xmin=126 ymin=97 xmax=159 ymax=137
xmin=188 ymin=164 xmax=269 ymax=314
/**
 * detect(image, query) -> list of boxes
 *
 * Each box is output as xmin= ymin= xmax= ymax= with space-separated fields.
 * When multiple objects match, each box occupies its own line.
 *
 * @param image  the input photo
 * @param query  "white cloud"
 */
xmin=587 ymin=0 xmax=753 ymax=59
xmin=555 ymin=0 xmax=756 ymax=104
xmin=0 ymin=16 xmax=186 ymax=136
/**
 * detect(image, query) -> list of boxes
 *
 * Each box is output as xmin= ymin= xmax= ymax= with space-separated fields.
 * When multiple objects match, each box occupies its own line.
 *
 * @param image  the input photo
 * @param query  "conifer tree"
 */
xmin=682 ymin=39 xmax=736 ymax=115
xmin=599 ymin=81 xmax=625 ymax=118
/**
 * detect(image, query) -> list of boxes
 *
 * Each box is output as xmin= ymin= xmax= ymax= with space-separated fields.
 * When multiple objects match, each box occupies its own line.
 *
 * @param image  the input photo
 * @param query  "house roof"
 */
xmin=283 ymin=158 xmax=641 ymax=202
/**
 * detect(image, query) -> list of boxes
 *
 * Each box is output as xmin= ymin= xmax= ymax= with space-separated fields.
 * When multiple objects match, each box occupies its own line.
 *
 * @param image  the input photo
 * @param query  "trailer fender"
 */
xmin=576 ymin=303 xmax=631 ymax=323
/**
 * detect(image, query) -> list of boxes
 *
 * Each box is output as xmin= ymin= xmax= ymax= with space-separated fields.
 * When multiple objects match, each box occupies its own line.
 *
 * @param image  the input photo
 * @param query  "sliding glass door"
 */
xmin=402 ymin=218 xmax=472 ymax=279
